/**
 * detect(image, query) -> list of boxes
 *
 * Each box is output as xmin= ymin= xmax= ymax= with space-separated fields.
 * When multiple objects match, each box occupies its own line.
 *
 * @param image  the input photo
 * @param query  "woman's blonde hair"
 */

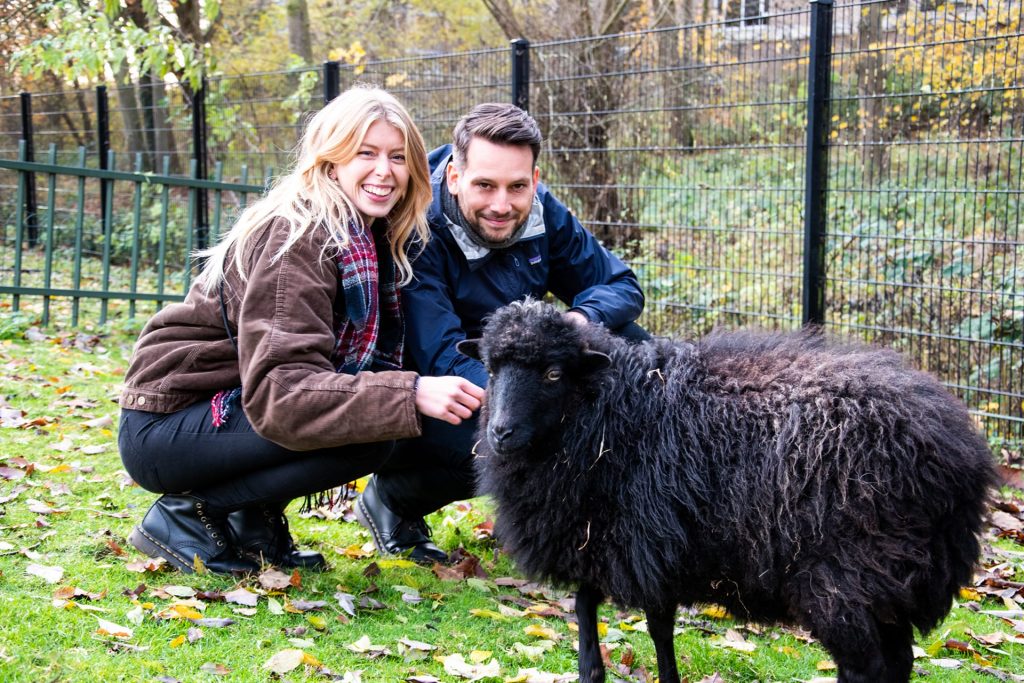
xmin=198 ymin=85 xmax=431 ymax=292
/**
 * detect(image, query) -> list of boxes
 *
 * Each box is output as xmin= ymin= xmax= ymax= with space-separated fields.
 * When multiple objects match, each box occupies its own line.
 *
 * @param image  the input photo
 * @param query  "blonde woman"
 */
xmin=118 ymin=86 xmax=484 ymax=575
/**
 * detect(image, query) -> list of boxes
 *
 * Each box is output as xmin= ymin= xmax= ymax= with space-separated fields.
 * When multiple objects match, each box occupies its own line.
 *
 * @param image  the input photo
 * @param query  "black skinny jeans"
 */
xmin=374 ymin=320 xmax=652 ymax=519
xmin=119 ymin=400 xmax=393 ymax=514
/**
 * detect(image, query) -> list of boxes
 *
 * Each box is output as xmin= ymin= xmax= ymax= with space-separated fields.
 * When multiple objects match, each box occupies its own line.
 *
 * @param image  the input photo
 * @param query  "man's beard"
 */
xmin=465 ymin=216 xmax=523 ymax=247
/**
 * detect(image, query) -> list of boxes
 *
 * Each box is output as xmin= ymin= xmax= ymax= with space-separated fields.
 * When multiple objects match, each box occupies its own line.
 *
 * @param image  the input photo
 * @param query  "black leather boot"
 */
xmin=228 ymin=504 xmax=326 ymax=570
xmin=128 ymin=494 xmax=259 ymax=575
xmin=355 ymin=476 xmax=448 ymax=564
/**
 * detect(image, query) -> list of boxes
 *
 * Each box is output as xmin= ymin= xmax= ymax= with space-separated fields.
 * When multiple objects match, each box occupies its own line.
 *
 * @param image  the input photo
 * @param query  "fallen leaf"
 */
xmin=263 ymin=649 xmax=320 ymax=674
xmin=96 ymin=617 xmax=133 ymax=639
xmin=929 ymin=658 xmax=963 ymax=669
xmin=347 ymin=635 xmax=390 ymax=658
xmin=224 ymin=587 xmax=259 ymax=607
xmin=198 ymin=662 xmax=231 ymax=675
xmin=169 ymin=635 xmax=186 ymax=648
xmin=504 ymin=669 xmax=579 ymax=683
xmin=125 ymin=557 xmax=167 ymax=573
xmin=471 ymin=608 xmax=506 ymax=621
xmin=259 ymin=568 xmax=293 ymax=591
xmin=378 ymin=558 xmax=417 ymax=569
xmin=439 ymin=653 xmax=501 ymax=680
xmin=343 ymin=543 xmax=375 ymax=559
xmin=163 ymin=585 xmax=197 ymax=598
xmin=394 ymin=585 xmax=423 ymax=604
xmin=512 ymin=640 xmax=556 ymax=660
xmin=289 ymin=599 xmax=327 ymax=612
xmin=335 ymin=592 xmax=357 ymax=616
xmin=524 ymin=624 xmax=561 ymax=641
xmin=82 ymin=415 xmax=114 ymax=429
xmin=398 ymin=637 xmax=436 ymax=661
xmin=27 ymin=562 xmax=64 ymax=583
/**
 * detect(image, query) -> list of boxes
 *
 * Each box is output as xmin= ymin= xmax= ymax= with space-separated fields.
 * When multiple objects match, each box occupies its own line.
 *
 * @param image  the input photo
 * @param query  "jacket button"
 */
xmin=127 ymin=395 xmax=135 ymax=404
xmin=138 ymin=396 xmax=146 ymax=406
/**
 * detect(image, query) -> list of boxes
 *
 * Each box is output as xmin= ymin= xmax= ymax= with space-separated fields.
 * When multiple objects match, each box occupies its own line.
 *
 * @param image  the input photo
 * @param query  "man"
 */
xmin=356 ymin=103 xmax=646 ymax=562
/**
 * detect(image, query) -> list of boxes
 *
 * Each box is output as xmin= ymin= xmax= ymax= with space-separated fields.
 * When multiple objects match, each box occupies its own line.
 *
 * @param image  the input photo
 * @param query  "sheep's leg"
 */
xmin=575 ymin=583 xmax=606 ymax=682
xmin=787 ymin=569 xmax=887 ymax=683
xmin=644 ymin=603 xmax=680 ymax=683
xmin=877 ymin=619 xmax=914 ymax=683
xmin=811 ymin=611 xmax=887 ymax=683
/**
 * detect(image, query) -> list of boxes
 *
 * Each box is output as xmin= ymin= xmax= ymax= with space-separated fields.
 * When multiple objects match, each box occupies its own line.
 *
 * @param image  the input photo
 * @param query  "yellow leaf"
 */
xmin=171 ymin=604 xmax=203 ymax=620
xmin=343 ymin=543 xmax=373 ymax=559
xmin=701 ymin=604 xmax=730 ymax=619
xmin=524 ymin=624 xmax=561 ymax=640
xmin=960 ymin=587 xmax=982 ymax=601
xmin=170 ymin=635 xmax=186 ymax=648
xmin=377 ymin=558 xmax=416 ymax=569
xmin=469 ymin=650 xmax=492 ymax=663
xmin=192 ymin=553 xmax=207 ymax=574
xmin=470 ymin=609 xmax=506 ymax=620
xmin=816 ymin=660 xmax=837 ymax=671
xmin=263 ymin=649 xmax=313 ymax=674
xmin=307 ymin=615 xmax=327 ymax=631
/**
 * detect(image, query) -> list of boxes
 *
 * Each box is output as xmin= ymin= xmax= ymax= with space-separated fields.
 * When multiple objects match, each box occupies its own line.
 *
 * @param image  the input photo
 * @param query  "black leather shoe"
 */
xmin=355 ymin=477 xmax=448 ymax=564
xmin=228 ymin=504 xmax=326 ymax=570
xmin=128 ymin=494 xmax=259 ymax=575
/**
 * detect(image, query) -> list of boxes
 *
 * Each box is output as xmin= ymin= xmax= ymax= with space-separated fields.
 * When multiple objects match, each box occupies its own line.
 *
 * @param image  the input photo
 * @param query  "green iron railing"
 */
xmin=1 ymin=142 xmax=266 ymax=326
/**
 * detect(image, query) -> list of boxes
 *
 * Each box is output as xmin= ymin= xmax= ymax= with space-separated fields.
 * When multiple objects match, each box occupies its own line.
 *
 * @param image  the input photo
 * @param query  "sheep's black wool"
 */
xmin=461 ymin=299 xmax=995 ymax=683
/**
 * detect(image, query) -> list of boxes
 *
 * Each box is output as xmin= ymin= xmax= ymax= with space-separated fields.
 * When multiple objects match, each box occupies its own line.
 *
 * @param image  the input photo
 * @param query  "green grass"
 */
xmin=1 ymin=308 xmax=1023 ymax=682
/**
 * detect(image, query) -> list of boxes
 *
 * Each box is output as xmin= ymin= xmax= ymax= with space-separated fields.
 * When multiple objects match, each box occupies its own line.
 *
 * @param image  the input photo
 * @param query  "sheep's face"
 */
xmin=457 ymin=300 xmax=610 ymax=456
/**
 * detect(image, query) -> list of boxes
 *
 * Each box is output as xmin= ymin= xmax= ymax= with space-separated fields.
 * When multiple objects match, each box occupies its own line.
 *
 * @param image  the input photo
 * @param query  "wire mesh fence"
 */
xmin=1 ymin=0 xmax=1021 ymax=444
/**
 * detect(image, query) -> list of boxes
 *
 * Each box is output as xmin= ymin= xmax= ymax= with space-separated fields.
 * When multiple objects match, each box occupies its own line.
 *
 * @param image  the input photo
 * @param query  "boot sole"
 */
xmin=128 ymin=525 xmax=194 ymax=573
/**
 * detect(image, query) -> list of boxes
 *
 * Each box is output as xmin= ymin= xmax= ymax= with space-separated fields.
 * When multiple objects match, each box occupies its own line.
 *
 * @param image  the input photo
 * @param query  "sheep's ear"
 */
xmin=580 ymin=349 xmax=611 ymax=374
xmin=457 ymin=339 xmax=482 ymax=360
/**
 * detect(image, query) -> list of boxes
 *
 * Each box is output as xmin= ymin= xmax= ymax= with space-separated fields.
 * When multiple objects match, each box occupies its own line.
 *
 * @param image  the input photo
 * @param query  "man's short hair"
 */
xmin=452 ymin=103 xmax=542 ymax=168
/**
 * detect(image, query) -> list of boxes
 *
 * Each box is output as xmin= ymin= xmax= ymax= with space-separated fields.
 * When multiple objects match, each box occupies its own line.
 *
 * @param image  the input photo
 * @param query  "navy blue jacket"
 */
xmin=402 ymin=145 xmax=644 ymax=389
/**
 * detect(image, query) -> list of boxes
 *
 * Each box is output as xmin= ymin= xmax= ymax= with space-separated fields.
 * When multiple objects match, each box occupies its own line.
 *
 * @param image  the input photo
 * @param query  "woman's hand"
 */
xmin=414 ymin=376 xmax=485 ymax=425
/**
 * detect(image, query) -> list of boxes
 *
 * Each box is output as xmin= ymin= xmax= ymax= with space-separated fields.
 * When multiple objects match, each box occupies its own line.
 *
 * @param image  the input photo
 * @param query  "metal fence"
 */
xmin=1 ymin=0 xmax=1021 ymax=445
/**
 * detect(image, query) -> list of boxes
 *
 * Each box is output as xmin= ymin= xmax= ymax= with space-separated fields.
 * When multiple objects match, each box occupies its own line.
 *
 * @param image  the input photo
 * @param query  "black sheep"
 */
xmin=458 ymin=299 xmax=995 ymax=683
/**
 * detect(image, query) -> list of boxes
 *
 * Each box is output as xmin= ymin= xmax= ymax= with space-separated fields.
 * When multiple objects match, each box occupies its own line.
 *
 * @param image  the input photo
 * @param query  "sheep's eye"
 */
xmin=544 ymin=367 xmax=563 ymax=382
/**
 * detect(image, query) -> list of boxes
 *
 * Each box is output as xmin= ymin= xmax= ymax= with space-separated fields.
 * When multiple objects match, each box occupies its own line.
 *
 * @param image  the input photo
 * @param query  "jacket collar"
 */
xmin=430 ymin=151 xmax=546 ymax=270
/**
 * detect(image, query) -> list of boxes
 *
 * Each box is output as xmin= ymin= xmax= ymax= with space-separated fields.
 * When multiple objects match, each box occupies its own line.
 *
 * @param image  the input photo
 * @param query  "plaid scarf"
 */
xmin=332 ymin=221 xmax=404 ymax=374
xmin=211 ymin=221 xmax=404 ymax=428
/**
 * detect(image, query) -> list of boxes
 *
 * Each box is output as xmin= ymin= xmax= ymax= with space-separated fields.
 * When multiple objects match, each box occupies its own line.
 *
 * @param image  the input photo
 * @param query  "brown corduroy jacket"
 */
xmin=119 ymin=217 xmax=422 ymax=451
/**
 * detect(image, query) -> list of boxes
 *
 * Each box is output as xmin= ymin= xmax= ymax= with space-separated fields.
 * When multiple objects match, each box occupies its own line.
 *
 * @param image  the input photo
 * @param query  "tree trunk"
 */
xmin=286 ymin=0 xmax=313 ymax=64
xmin=857 ymin=2 xmax=889 ymax=183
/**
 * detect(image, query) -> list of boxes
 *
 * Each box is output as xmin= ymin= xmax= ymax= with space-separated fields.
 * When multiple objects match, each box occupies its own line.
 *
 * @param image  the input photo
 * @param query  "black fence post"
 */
xmin=802 ymin=0 xmax=834 ymax=327
xmin=192 ymin=77 xmax=209 ymax=250
xmin=323 ymin=61 xmax=341 ymax=104
xmin=97 ymin=85 xmax=111 ymax=250
xmin=19 ymin=92 xmax=38 ymax=248
xmin=511 ymin=39 xmax=530 ymax=112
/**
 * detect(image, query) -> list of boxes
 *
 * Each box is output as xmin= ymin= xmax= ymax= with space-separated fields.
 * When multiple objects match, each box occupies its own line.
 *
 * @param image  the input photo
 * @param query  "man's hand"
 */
xmin=564 ymin=310 xmax=589 ymax=327
xmin=414 ymin=376 xmax=485 ymax=425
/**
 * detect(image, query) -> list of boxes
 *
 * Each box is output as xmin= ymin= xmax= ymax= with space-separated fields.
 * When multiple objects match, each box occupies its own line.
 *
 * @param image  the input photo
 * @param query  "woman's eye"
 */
xmin=391 ymin=154 xmax=406 ymax=163
xmin=545 ymin=368 xmax=562 ymax=382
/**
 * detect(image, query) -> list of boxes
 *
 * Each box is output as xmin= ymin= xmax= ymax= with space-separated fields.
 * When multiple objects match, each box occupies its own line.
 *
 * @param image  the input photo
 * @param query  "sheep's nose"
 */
xmin=489 ymin=422 xmax=515 ymax=445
